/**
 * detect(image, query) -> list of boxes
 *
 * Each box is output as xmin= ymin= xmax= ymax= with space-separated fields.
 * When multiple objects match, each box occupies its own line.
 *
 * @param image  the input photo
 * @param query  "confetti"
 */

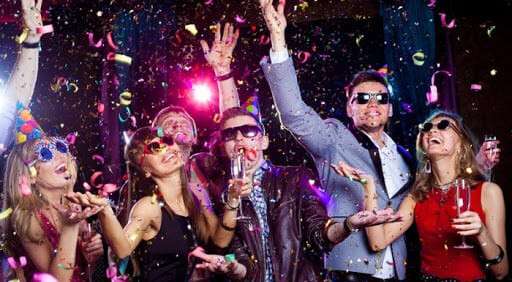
xmin=297 ymin=51 xmax=311 ymax=64
xmin=90 ymin=171 xmax=104 ymax=188
xmin=412 ymin=51 xmax=425 ymax=66
xmin=87 ymin=32 xmax=103 ymax=48
xmin=235 ymin=15 xmax=246 ymax=24
xmin=439 ymin=13 xmax=456 ymax=29
xmin=470 ymin=84 xmax=482 ymax=91
xmin=32 ymin=273 xmax=58 ymax=282
xmin=92 ymin=154 xmax=105 ymax=164
xmin=106 ymin=32 xmax=118 ymax=50
xmin=0 ymin=208 xmax=13 ymax=220
xmin=7 ymin=256 xmax=27 ymax=269
xmin=185 ymin=24 xmax=198 ymax=36
xmin=19 ymin=176 xmax=31 ymax=196
xmin=36 ymin=25 xmax=54 ymax=35
xmin=65 ymin=132 xmax=77 ymax=145
xmin=15 ymin=28 xmax=29 ymax=44
xmin=119 ymin=91 xmax=132 ymax=106
xmin=225 ymin=253 xmax=236 ymax=263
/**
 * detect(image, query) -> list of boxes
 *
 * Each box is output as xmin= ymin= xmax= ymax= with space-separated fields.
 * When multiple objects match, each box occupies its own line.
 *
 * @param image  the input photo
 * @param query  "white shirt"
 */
xmin=365 ymin=132 xmax=410 ymax=278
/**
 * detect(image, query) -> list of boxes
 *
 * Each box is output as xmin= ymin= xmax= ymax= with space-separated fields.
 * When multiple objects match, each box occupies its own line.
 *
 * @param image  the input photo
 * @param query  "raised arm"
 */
xmin=200 ymin=23 xmax=240 ymax=113
xmin=258 ymin=0 xmax=345 ymax=158
xmin=1 ymin=0 xmax=42 ymax=148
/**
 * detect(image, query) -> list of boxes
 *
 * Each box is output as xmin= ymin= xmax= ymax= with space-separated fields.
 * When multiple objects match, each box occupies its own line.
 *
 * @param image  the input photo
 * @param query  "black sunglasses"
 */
xmin=352 ymin=92 xmax=390 ymax=105
xmin=144 ymin=136 xmax=175 ymax=154
xmin=220 ymin=125 xmax=263 ymax=142
xmin=420 ymin=119 xmax=453 ymax=133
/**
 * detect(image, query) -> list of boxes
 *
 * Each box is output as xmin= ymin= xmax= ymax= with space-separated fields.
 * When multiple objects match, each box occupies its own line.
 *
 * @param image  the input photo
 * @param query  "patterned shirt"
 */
xmin=248 ymin=161 xmax=273 ymax=282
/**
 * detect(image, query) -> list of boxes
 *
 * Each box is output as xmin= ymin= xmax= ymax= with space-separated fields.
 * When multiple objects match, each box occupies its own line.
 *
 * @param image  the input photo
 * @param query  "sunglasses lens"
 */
xmin=421 ymin=122 xmax=433 ymax=132
xmin=162 ymin=136 xmax=174 ymax=146
xmin=377 ymin=93 xmax=389 ymax=104
xmin=356 ymin=93 xmax=370 ymax=104
xmin=55 ymin=141 xmax=68 ymax=154
xmin=148 ymin=141 xmax=165 ymax=154
xmin=39 ymin=147 xmax=53 ymax=162
xmin=221 ymin=128 xmax=237 ymax=141
xmin=241 ymin=126 xmax=261 ymax=138
xmin=438 ymin=120 xmax=450 ymax=130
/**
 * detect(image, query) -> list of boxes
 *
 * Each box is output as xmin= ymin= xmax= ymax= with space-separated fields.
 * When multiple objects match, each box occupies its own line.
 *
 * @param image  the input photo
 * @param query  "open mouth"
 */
xmin=428 ymin=137 xmax=442 ymax=145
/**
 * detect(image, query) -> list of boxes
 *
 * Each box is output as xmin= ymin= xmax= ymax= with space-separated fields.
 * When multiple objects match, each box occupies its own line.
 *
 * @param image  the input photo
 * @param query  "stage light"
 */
xmin=191 ymin=83 xmax=212 ymax=103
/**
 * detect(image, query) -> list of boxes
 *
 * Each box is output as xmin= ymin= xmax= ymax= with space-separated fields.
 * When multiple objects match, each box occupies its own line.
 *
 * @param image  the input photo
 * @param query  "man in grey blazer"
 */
xmin=258 ymin=0 xmax=415 ymax=281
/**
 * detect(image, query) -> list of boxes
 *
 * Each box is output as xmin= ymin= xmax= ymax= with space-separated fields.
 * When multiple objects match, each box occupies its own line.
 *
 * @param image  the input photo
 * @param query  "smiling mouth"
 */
xmin=163 ymin=152 xmax=177 ymax=163
xmin=428 ymin=137 xmax=442 ymax=145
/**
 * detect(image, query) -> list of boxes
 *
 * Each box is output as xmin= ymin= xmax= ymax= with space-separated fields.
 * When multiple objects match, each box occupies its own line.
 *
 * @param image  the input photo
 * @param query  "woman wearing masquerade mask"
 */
xmin=333 ymin=111 xmax=508 ymax=281
xmin=1 ymin=136 xmax=105 ymax=281
xmin=66 ymin=126 xmax=243 ymax=281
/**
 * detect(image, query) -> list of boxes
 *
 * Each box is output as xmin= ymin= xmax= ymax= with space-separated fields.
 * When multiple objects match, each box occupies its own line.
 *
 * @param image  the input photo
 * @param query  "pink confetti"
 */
xmin=297 ymin=51 xmax=311 ymax=64
xmin=130 ymin=116 xmax=137 ymax=128
xmin=19 ymin=176 xmax=31 ymax=196
xmin=259 ymin=35 xmax=270 ymax=45
xmin=90 ymin=171 xmax=104 ymax=188
xmin=83 ymin=182 xmax=92 ymax=191
xmin=36 ymin=25 xmax=53 ymax=35
xmin=106 ymin=264 xmax=129 ymax=282
xmin=92 ymin=154 xmax=105 ymax=164
xmin=7 ymin=256 xmax=27 ymax=269
xmin=204 ymin=0 xmax=214 ymax=4
xmin=98 ymin=103 xmax=105 ymax=113
xmin=66 ymin=132 xmax=77 ymax=145
xmin=427 ymin=0 xmax=436 ymax=8
xmin=235 ymin=15 xmax=246 ymax=23
xmin=439 ymin=13 xmax=456 ymax=29
xmin=426 ymin=85 xmax=438 ymax=104
xmin=86 ymin=32 xmax=103 ymax=48
xmin=32 ymin=273 xmax=58 ymax=282
xmin=245 ymin=148 xmax=258 ymax=161
xmin=470 ymin=84 xmax=482 ymax=91
xmin=106 ymin=52 xmax=116 ymax=61
xmin=106 ymin=32 xmax=118 ymax=50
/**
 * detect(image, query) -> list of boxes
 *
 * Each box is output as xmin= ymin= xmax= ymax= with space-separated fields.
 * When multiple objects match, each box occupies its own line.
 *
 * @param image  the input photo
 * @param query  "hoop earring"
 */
xmin=423 ymin=159 xmax=432 ymax=174
xmin=144 ymin=171 xmax=151 ymax=178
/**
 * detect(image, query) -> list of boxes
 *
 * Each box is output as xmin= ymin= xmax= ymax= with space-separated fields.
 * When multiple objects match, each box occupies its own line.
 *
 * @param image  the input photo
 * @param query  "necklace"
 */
xmin=433 ymin=180 xmax=455 ymax=192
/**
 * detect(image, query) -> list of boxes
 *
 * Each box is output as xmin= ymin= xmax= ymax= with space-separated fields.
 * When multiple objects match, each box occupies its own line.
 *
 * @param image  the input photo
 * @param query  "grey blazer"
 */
xmin=261 ymin=57 xmax=415 ymax=280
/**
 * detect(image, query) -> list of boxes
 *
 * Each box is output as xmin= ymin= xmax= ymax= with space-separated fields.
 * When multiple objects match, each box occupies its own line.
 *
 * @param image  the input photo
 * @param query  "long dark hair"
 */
xmin=412 ymin=111 xmax=486 ymax=201
xmin=122 ymin=126 xmax=210 ymax=242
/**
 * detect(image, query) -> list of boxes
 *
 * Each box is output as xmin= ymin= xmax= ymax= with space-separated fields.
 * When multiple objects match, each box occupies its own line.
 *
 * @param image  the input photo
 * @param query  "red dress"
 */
xmin=414 ymin=182 xmax=486 ymax=282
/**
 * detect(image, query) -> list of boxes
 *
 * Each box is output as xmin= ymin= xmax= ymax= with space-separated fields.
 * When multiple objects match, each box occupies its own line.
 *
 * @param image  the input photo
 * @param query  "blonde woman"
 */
xmin=334 ymin=111 xmax=508 ymax=281
xmin=2 ymin=136 xmax=104 ymax=281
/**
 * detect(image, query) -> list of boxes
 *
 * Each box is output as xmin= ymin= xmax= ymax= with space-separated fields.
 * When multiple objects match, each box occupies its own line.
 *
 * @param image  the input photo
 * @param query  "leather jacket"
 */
xmin=226 ymin=163 xmax=334 ymax=282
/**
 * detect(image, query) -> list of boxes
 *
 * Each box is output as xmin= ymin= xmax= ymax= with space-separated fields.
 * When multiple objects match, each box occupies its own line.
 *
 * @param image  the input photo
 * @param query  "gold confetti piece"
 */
xmin=185 ymin=24 xmax=198 ymax=36
xmin=0 ymin=208 xmax=13 ymax=220
xmin=412 ymin=51 xmax=425 ymax=66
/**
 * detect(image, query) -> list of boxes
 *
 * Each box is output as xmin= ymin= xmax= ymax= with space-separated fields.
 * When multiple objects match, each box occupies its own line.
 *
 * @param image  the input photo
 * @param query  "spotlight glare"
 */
xmin=192 ymin=84 xmax=212 ymax=103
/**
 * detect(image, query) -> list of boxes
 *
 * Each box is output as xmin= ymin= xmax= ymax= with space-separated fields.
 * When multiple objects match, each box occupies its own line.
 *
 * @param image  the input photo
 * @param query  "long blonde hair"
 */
xmin=121 ymin=127 xmax=210 ymax=243
xmin=1 ymin=138 xmax=77 ymax=243
xmin=412 ymin=111 xmax=486 ymax=201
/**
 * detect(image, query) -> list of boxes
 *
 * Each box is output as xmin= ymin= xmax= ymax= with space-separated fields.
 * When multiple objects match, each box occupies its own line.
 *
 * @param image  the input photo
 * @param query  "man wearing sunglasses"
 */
xmin=258 ymin=1 xmax=415 ymax=281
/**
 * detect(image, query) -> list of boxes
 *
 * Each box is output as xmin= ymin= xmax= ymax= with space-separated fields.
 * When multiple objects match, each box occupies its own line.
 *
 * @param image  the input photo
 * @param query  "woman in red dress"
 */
xmin=333 ymin=111 xmax=508 ymax=281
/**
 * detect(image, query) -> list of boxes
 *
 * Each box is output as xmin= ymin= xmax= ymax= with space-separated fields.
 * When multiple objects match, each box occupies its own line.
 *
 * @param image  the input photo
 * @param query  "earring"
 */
xmin=144 ymin=171 xmax=151 ymax=178
xmin=423 ymin=159 xmax=431 ymax=174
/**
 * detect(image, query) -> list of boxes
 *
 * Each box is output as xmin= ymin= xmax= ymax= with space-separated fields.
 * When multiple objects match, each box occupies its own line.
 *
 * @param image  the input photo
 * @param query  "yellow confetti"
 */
xmin=15 ymin=28 xmax=29 ymax=44
xmin=114 ymin=54 xmax=132 ymax=65
xmin=29 ymin=166 xmax=37 ymax=177
xmin=119 ymin=91 xmax=132 ymax=106
xmin=0 ymin=208 xmax=13 ymax=220
xmin=412 ymin=51 xmax=425 ymax=66
xmin=185 ymin=24 xmax=198 ymax=36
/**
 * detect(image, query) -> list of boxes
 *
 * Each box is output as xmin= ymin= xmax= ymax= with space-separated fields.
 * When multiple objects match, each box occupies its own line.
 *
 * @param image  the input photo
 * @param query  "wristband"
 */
xmin=483 ymin=244 xmax=504 ymax=268
xmin=215 ymin=71 xmax=233 ymax=81
xmin=36 ymin=25 xmax=54 ymax=35
xmin=21 ymin=41 xmax=41 ymax=49
xmin=344 ymin=215 xmax=360 ymax=233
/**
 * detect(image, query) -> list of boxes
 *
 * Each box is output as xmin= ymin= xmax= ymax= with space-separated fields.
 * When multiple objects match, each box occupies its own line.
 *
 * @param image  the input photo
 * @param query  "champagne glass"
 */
xmin=454 ymin=179 xmax=473 ymax=249
xmin=231 ymin=149 xmax=251 ymax=222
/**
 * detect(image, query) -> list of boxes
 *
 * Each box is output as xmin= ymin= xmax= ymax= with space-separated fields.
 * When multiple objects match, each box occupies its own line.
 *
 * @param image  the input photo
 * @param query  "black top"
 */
xmin=137 ymin=205 xmax=195 ymax=281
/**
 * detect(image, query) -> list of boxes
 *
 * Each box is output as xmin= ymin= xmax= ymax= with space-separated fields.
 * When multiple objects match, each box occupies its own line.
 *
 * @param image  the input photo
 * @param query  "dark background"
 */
xmin=1 ymin=0 xmax=511 ymax=277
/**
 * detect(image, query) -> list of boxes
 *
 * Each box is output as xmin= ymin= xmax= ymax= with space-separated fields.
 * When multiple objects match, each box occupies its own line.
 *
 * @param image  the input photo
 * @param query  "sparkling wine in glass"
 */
xmin=484 ymin=135 xmax=497 ymax=181
xmin=454 ymin=179 xmax=473 ymax=249
xmin=231 ymin=149 xmax=251 ymax=222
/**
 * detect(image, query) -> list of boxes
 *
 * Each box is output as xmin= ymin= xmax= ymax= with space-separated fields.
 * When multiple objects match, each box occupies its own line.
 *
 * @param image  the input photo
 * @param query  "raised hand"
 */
xmin=21 ymin=0 xmax=43 ymax=43
xmin=259 ymin=0 xmax=287 ymax=52
xmin=331 ymin=161 xmax=375 ymax=190
xmin=200 ymin=23 xmax=240 ymax=76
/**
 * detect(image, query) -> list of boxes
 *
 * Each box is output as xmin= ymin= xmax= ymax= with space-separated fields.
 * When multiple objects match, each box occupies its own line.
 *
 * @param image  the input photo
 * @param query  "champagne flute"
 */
xmin=231 ymin=148 xmax=251 ymax=222
xmin=454 ymin=179 xmax=473 ymax=249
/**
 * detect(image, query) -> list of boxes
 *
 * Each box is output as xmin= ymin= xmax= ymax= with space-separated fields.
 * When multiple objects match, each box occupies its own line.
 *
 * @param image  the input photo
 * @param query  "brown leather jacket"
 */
xmin=225 ymin=163 xmax=334 ymax=282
